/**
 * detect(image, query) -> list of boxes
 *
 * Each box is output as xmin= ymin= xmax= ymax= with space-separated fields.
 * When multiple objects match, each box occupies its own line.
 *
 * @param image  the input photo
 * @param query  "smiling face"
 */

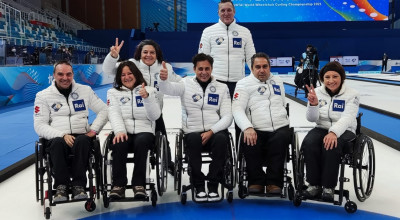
xmin=141 ymin=45 xmax=157 ymax=66
xmin=121 ymin=66 xmax=136 ymax=90
xmin=53 ymin=63 xmax=73 ymax=89
xmin=251 ymin=57 xmax=271 ymax=82
xmin=218 ymin=2 xmax=235 ymax=25
xmin=323 ymin=71 xmax=342 ymax=93
xmin=194 ymin=60 xmax=212 ymax=82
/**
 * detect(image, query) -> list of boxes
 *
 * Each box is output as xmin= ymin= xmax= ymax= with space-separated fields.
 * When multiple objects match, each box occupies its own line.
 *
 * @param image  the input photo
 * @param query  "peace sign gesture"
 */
xmin=110 ymin=38 xmax=124 ymax=58
xmin=305 ymin=84 xmax=318 ymax=106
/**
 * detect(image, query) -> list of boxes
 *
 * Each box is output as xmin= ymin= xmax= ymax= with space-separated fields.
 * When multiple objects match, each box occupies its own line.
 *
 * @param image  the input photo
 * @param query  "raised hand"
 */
xmin=110 ymin=38 xmax=124 ymax=58
xmin=305 ymin=84 xmax=318 ymax=106
xmin=159 ymin=61 xmax=168 ymax=80
xmin=139 ymin=83 xmax=149 ymax=98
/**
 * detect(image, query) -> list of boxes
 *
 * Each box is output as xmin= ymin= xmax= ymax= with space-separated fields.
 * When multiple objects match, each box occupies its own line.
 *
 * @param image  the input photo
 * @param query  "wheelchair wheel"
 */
xmin=85 ymin=199 xmax=96 ymax=212
xmin=35 ymin=140 xmax=44 ymax=205
xmin=353 ymin=134 xmax=375 ymax=202
xmin=151 ymin=189 xmax=158 ymax=207
xmin=237 ymin=148 xmax=247 ymax=199
xmin=45 ymin=207 xmax=51 ymax=219
xmin=345 ymin=201 xmax=357 ymax=213
xmin=223 ymin=140 xmax=235 ymax=190
xmin=295 ymin=149 xmax=306 ymax=191
xmin=174 ymin=131 xmax=183 ymax=195
xmin=102 ymin=133 xmax=113 ymax=207
xmin=156 ymin=132 xmax=168 ymax=196
xmin=291 ymin=130 xmax=300 ymax=190
xmin=93 ymin=138 xmax=103 ymax=199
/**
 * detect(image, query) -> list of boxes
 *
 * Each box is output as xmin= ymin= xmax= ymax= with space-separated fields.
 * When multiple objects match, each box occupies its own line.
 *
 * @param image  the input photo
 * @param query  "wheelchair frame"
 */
xmin=293 ymin=113 xmax=376 ymax=213
xmin=101 ymin=131 xmax=168 ymax=208
xmin=35 ymin=137 xmax=102 ymax=219
xmin=173 ymin=129 xmax=236 ymax=204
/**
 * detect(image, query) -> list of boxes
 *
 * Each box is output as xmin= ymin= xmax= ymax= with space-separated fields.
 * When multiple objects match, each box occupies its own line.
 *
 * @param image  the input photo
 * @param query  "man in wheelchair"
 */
xmin=159 ymin=53 xmax=233 ymax=202
xmin=233 ymin=52 xmax=291 ymax=195
xmin=301 ymin=61 xmax=360 ymax=202
xmin=34 ymin=60 xmax=108 ymax=202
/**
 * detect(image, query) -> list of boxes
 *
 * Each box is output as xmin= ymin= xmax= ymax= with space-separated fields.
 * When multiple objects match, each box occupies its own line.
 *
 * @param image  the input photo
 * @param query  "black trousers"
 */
xmin=155 ymin=114 xmax=173 ymax=165
xmin=184 ymin=130 xmax=229 ymax=188
xmin=243 ymin=126 xmax=291 ymax=188
xmin=111 ymin=132 xmax=154 ymax=187
xmin=301 ymin=128 xmax=355 ymax=188
xmin=47 ymin=134 xmax=92 ymax=188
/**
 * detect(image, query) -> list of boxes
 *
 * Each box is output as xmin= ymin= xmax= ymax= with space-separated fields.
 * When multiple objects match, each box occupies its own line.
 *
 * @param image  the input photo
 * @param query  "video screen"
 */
xmin=188 ymin=0 xmax=389 ymax=23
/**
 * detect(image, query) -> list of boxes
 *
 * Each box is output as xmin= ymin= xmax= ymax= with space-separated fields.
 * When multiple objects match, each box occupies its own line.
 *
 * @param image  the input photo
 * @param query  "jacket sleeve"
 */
xmin=102 ymin=53 xmax=119 ymax=76
xmin=306 ymin=104 xmax=320 ymax=122
xmin=33 ymin=93 xmax=66 ymax=139
xmin=329 ymin=91 xmax=360 ymax=137
xmin=107 ymin=89 xmax=127 ymax=135
xmin=88 ymin=88 xmax=108 ymax=133
xmin=245 ymin=31 xmax=256 ymax=69
xmin=198 ymin=29 xmax=211 ymax=55
xmin=158 ymin=78 xmax=185 ymax=97
xmin=232 ymin=81 xmax=253 ymax=131
xmin=211 ymin=86 xmax=233 ymax=133
xmin=143 ymin=87 xmax=161 ymax=121
xmin=166 ymin=63 xmax=182 ymax=82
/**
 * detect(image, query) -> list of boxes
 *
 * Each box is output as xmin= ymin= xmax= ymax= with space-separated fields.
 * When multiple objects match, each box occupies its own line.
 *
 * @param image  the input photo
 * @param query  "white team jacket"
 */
xmin=306 ymin=83 xmax=360 ymax=137
xmin=232 ymin=73 xmax=289 ymax=132
xmin=107 ymin=85 xmax=161 ymax=135
xmin=199 ymin=19 xmax=256 ymax=82
xmin=102 ymin=53 xmax=181 ymax=109
xmin=34 ymin=80 xmax=108 ymax=140
xmin=158 ymin=76 xmax=233 ymax=134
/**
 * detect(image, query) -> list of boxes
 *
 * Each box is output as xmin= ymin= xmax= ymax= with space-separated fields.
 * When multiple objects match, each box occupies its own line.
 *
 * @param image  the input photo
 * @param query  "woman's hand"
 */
xmin=110 ymin=38 xmax=124 ymax=59
xmin=323 ymin=132 xmax=337 ymax=150
xmin=305 ymin=84 xmax=318 ymax=106
xmin=139 ymin=83 xmax=149 ymax=99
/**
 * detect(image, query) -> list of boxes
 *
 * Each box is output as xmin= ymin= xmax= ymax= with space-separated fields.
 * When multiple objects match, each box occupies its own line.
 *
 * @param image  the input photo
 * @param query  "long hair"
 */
xmin=114 ymin=61 xmax=147 ymax=90
xmin=133 ymin=39 xmax=164 ymax=65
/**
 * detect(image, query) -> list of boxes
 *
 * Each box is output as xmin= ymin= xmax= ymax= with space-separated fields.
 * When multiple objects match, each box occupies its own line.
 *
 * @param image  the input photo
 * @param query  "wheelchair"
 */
xmin=293 ymin=113 xmax=376 ymax=213
xmin=174 ymin=129 xmax=236 ymax=204
xmin=101 ymin=131 xmax=168 ymax=207
xmin=236 ymin=103 xmax=298 ymax=200
xmin=35 ymin=136 xmax=102 ymax=219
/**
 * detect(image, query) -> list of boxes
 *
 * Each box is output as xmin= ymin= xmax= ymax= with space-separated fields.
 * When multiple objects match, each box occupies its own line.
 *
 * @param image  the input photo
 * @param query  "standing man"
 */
xmin=232 ymin=52 xmax=291 ymax=195
xmin=301 ymin=44 xmax=319 ymax=98
xmin=198 ymin=0 xmax=255 ymax=144
xmin=382 ymin=53 xmax=389 ymax=72
xmin=34 ymin=60 xmax=108 ymax=202
xmin=159 ymin=53 xmax=233 ymax=201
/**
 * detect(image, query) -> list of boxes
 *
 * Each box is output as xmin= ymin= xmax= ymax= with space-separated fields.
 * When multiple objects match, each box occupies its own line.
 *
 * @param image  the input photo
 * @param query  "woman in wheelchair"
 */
xmin=107 ymin=61 xmax=161 ymax=199
xmin=301 ymin=61 xmax=360 ymax=202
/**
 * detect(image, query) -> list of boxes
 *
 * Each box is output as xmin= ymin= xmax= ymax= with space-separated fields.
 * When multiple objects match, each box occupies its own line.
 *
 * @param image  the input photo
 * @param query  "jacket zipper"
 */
xmin=131 ymin=90 xmax=136 ymax=132
xmin=266 ymin=82 xmax=275 ymax=131
xmin=226 ymin=26 xmax=230 ymax=81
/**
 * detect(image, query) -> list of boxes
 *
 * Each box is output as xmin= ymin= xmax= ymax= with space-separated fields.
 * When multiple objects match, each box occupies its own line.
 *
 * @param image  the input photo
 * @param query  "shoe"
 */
xmin=109 ymin=186 xmax=125 ymax=199
xmin=195 ymin=186 xmax=207 ymax=202
xmin=321 ymin=187 xmax=334 ymax=202
xmin=207 ymin=182 xmax=219 ymax=201
xmin=53 ymin=185 xmax=68 ymax=202
xmin=133 ymin=186 xmax=146 ymax=199
xmin=302 ymin=185 xmax=322 ymax=199
xmin=266 ymin=185 xmax=282 ymax=194
xmin=72 ymin=186 xmax=88 ymax=200
xmin=168 ymin=161 xmax=175 ymax=175
xmin=248 ymin=184 xmax=265 ymax=194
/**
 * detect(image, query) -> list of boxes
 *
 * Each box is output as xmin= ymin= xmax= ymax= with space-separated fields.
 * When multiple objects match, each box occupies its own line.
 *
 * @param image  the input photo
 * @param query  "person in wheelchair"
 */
xmin=301 ymin=61 xmax=360 ymax=202
xmin=232 ymin=52 xmax=291 ymax=195
xmin=33 ymin=60 xmax=108 ymax=202
xmin=159 ymin=53 xmax=232 ymax=202
xmin=107 ymin=61 xmax=161 ymax=200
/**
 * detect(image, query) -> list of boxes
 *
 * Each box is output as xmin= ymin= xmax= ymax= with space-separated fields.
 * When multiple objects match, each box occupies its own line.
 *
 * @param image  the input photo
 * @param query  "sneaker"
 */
xmin=207 ymin=182 xmax=219 ymax=201
xmin=110 ymin=186 xmax=125 ymax=199
xmin=302 ymin=185 xmax=322 ymax=199
xmin=248 ymin=184 xmax=265 ymax=194
xmin=322 ymin=187 xmax=334 ymax=202
xmin=266 ymin=185 xmax=282 ymax=194
xmin=53 ymin=185 xmax=68 ymax=202
xmin=195 ymin=186 xmax=207 ymax=202
xmin=133 ymin=186 xmax=146 ymax=199
xmin=72 ymin=186 xmax=88 ymax=200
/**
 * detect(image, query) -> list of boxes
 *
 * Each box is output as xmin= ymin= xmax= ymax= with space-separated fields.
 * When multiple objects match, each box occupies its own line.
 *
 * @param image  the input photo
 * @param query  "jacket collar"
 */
xmin=249 ymin=72 xmax=273 ymax=83
xmin=51 ymin=79 xmax=77 ymax=95
xmin=139 ymin=59 xmax=158 ymax=70
xmin=218 ymin=19 xmax=237 ymax=30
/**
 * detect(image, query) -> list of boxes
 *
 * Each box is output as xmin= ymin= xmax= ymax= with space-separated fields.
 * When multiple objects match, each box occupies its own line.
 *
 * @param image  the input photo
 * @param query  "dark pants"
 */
xmin=382 ymin=61 xmax=388 ymax=72
xmin=243 ymin=126 xmax=291 ymax=188
xmin=184 ymin=130 xmax=229 ymax=188
xmin=155 ymin=114 xmax=173 ymax=166
xmin=47 ymin=134 xmax=92 ymax=188
xmin=111 ymin=132 xmax=154 ymax=187
xmin=301 ymin=128 xmax=355 ymax=188
xmin=302 ymin=69 xmax=318 ymax=97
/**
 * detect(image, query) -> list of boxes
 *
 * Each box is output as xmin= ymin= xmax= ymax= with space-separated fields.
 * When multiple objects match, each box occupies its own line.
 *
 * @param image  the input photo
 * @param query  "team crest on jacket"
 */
xmin=215 ymin=37 xmax=224 ymax=45
xmin=233 ymin=92 xmax=239 ymax=100
xmin=120 ymin=97 xmax=130 ymax=104
xmin=209 ymin=86 xmax=216 ymax=93
xmin=70 ymin=92 xmax=79 ymax=100
xmin=51 ymin=102 xmax=63 ymax=111
xmin=232 ymin=31 xmax=238 ymax=36
xmin=154 ymin=73 xmax=159 ymax=80
xmin=319 ymin=99 xmax=327 ymax=108
xmin=192 ymin=94 xmax=202 ymax=102
xmin=258 ymin=86 xmax=267 ymax=95
xmin=272 ymin=85 xmax=281 ymax=95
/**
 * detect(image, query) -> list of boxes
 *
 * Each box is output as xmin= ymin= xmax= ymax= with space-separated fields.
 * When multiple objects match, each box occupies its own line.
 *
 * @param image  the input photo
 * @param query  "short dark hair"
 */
xmin=250 ymin=52 xmax=270 ymax=69
xmin=219 ymin=0 xmax=235 ymax=9
xmin=319 ymin=61 xmax=346 ymax=83
xmin=53 ymin=60 xmax=73 ymax=74
xmin=133 ymin=39 xmax=164 ymax=64
xmin=114 ymin=61 xmax=147 ymax=90
xmin=192 ymin=53 xmax=214 ymax=68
